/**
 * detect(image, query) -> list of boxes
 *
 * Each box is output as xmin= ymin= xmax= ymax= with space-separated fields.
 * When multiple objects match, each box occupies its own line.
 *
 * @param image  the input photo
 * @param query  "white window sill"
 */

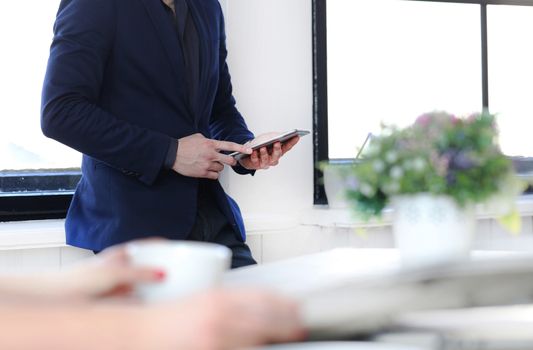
xmin=3 ymin=195 xmax=533 ymax=250
xmin=0 ymin=219 xmax=67 ymax=250
xmin=301 ymin=194 xmax=533 ymax=229
xmin=0 ymin=214 xmax=300 ymax=250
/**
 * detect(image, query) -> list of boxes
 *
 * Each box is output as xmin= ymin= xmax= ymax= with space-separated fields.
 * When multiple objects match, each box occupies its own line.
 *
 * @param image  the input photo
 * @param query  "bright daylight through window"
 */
xmin=0 ymin=1 xmax=80 ymax=194
xmin=327 ymin=0 xmax=533 ymax=161
xmin=488 ymin=5 xmax=533 ymax=158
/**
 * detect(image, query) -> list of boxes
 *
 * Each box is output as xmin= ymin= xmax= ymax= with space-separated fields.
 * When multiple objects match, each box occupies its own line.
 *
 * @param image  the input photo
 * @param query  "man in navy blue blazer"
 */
xmin=41 ymin=0 xmax=300 ymax=268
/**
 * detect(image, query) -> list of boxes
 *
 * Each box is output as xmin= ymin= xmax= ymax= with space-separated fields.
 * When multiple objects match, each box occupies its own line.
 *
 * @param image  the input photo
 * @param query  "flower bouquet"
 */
xmin=346 ymin=111 xmax=524 ymax=265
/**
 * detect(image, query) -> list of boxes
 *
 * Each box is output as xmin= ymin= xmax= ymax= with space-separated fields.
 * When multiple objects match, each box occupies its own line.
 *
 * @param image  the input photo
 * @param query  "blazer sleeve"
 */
xmin=41 ymin=0 xmax=171 ymax=186
xmin=208 ymin=4 xmax=255 ymax=175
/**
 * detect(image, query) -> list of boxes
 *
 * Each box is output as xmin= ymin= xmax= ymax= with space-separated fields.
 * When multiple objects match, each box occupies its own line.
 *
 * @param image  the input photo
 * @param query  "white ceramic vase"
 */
xmin=324 ymin=167 xmax=347 ymax=209
xmin=323 ymin=163 xmax=355 ymax=209
xmin=391 ymin=193 xmax=475 ymax=267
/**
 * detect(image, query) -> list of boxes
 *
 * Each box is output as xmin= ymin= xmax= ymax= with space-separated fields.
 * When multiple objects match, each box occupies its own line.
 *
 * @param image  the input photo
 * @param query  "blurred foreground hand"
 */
xmin=145 ymin=289 xmax=306 ymax=350
xmin=58 ymin=244 xmax=166 ymax=300
xmin=0 ymin=243 xmax=164 ymax=301
xmin=0 ymin=241 xmax=306 ymax=350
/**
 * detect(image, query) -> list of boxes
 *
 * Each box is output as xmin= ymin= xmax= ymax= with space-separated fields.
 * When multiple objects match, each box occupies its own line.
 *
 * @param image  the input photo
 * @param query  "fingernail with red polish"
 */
xmin=154 ymin=270 xmax=166 ymax=281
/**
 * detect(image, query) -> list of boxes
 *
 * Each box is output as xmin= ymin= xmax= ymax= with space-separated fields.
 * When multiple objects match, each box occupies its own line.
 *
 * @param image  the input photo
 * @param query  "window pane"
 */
xmin=327 ymin=0 xmax=482 ymax=159
xmin=488 ymin=5 xmax=533 ymax=157
xmin=0 ymin=1 xmax=80 ymax=172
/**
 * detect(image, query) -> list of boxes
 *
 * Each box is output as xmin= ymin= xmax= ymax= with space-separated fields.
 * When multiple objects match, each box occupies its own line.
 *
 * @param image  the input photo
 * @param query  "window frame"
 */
xmin=313 ymin=0 xmax=533 ymax=205
xmin=0 ymin=1 xmax=80 ymax=222
xmin=0 ymin=170 xmax=80 ymax=222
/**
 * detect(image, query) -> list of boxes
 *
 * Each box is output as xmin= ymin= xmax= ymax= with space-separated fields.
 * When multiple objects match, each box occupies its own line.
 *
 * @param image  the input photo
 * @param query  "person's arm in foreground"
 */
xmin=0 ymin=245 xmax=163 ymax=301
xmin=0 ymin=289 xmax=305 ymax=350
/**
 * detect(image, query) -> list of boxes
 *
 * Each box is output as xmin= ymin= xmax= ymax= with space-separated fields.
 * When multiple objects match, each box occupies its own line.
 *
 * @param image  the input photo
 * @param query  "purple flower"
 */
xmin=415 ymin=114 xmax=432 ymax=127
xmin=448 ymin=150 xmax=478 ymax=171
xmin=446 ymin=171 xmax=457 ymax=186
xmin=344 ymin=175 xmax=359 ymax=190
xmin=450 ymin=115 xmax=460 ymax=125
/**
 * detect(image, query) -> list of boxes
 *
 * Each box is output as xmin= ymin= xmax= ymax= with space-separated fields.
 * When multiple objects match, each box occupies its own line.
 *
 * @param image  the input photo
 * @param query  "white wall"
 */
xmin=218 ymin=0 xmax=227 ymax=15
xmin=223 ymin=0 xmax=314 ymax=215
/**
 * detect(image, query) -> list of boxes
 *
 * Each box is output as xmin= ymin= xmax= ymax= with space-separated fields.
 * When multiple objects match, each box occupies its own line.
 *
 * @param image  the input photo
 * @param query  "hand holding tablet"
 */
xmin=230 ymin=129 xmax=310 ymax=161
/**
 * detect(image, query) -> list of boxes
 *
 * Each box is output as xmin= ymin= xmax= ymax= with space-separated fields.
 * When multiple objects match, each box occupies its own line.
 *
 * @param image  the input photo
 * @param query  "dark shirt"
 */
xmin=161 ymin=0 xmax=201 ymax=169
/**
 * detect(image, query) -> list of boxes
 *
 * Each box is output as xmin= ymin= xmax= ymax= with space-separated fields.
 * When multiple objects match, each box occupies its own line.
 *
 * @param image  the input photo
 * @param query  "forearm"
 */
xmin=0 ymin=302 xmax=148 ymax=350
xmin=41 ymin=95 xmax=171 ymax=185
xmin=0 ymin=274 xmax=72 ymax=301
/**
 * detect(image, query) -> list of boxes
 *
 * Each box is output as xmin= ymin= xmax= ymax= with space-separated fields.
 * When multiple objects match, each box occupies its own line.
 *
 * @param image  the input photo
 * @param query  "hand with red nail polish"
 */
xmin=58 ymin=244 xmax=168 ymax=300
xmin=0 ymin=243 xmax=307 ymax=350
xmin=0 ymin=242 xmax=168 ymax=301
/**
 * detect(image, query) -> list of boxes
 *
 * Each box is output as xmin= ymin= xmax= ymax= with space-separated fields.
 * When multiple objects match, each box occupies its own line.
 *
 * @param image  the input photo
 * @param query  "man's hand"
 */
xmin=239 ymin=132 xmax=300 ymax=170
xmin=173 ymin=133 xmax=252 ymax=180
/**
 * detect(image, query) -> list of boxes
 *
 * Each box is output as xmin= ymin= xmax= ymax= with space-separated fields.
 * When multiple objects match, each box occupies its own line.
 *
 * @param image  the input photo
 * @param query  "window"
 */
xmin=0 ymin=1 xmax=80 ymax=221
xmin=313 ymin=0 xmax=533 ymax=204
xmin=488 ymin=5 xmax=533 ymax=157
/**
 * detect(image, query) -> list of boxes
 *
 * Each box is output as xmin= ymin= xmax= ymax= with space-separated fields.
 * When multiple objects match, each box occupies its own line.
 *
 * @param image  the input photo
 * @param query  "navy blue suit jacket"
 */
xmin=41 ymin=0 xmax=254 ymax=251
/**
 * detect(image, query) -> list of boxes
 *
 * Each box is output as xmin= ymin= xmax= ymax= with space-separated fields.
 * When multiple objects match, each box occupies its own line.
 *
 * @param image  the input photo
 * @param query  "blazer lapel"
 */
xmin=138 ymin=0 xmax=195 ymax=123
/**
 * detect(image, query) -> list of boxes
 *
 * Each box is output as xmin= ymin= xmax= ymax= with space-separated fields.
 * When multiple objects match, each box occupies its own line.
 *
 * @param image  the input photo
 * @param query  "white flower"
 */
xmin=359 ymin=183 xmax=376 ymax=197
xmin=413 ymin=157 xmax=426 ymax=172
xmin=385 ymin=151 xmax=398 ymax=163
xmin=372 ymin=160 xmax=386 ymax=173
xmin=344 ymin=175 xmax=359 ymax=190
xmin=366 ymin=144 xmax=380 ymax=157
xmin=383 ymin=181 xmax=400 ymax=194
xmin=390 ymin=166 xmax=404 ymax=179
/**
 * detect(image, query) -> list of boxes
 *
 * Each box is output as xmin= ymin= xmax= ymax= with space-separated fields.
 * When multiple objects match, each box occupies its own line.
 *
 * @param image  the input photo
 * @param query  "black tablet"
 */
xmin=230 ymin=129 xmax=310 ymax=161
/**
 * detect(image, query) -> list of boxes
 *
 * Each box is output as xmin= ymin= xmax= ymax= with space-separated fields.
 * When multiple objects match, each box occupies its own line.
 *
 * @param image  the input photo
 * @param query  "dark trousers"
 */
xmin=188 ymin=180 xmax=257 ymax=269
xmin=95 ymin=183 xmax=256 ymax=269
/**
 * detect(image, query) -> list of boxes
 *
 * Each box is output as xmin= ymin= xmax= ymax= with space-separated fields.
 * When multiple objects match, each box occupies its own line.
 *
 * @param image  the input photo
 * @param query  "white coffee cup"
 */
xmin=127 ymin=241 xmax=232 ymax=302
